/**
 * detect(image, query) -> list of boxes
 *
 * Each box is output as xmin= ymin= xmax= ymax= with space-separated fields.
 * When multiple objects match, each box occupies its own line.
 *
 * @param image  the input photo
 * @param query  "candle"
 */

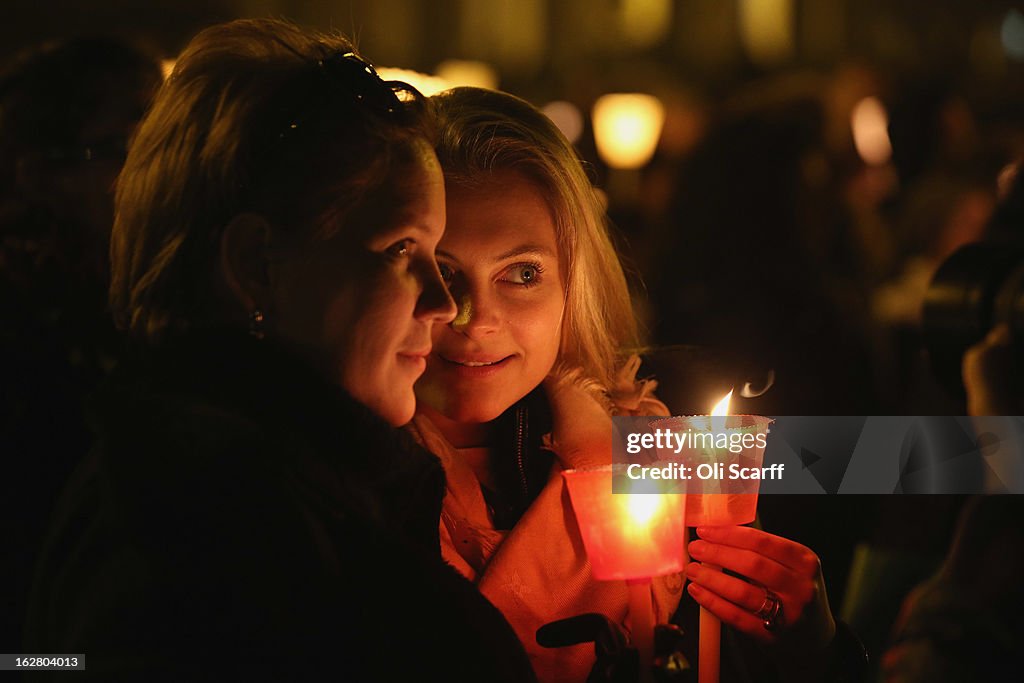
xmin=699 ymin=587 xmax=721 ymax=683
xmin=627 ymin=579 xmax=656 ymax=683
xmin=700 ymin=391 xmax=730 ymax=683
xmin=650 ymin=392 xmax=772 ymax=683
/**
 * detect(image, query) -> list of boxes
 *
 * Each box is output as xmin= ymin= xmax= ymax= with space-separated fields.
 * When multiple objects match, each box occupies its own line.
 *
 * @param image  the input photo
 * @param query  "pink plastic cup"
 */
xmin=648 ymin=415 xmax=773 ymax=526
xmin=562 ymin=465 xmax=687 ymax=581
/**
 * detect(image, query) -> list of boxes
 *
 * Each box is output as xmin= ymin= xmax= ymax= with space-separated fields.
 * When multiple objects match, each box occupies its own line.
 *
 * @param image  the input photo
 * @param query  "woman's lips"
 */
xmin=397 ymin=351 xmax=430 ymax=374
xmin=437 ymin=354 xmax=513 ymax=377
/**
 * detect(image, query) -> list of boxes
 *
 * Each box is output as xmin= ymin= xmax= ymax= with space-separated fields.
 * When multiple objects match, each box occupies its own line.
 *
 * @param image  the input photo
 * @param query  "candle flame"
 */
xmin=625 ymin=492 xmax=663 ymax=526
xmin=711 ymin=390 xmax=733 ymax=416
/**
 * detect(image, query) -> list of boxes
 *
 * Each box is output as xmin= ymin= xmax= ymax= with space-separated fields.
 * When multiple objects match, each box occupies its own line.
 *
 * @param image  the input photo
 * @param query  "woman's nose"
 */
xmin=416 ymin=262 xmax=457 ymax=324
xmin=450 ymin=288 xmax=500 ymax=338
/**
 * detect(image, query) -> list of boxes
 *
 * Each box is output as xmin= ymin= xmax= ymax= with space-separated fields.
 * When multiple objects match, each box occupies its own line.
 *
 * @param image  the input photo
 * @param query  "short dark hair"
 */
xmin=110 ymin=18 xmax=431 ymax=342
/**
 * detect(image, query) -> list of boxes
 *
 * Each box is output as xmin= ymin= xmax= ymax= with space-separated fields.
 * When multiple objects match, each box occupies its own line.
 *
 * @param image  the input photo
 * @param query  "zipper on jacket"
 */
xmin=514 ymin=405 xmax=528 ymax=499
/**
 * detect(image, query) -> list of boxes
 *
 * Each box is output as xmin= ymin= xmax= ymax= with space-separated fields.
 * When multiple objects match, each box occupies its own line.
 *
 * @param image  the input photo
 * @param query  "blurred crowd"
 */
xmin=617 ymin=63 xmax=1022 ymax=418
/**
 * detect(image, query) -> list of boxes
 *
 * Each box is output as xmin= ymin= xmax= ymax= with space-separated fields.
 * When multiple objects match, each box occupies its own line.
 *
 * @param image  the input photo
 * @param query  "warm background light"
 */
xmin=592 ymin=93 xmax=665 ymax=170
xmin=620 ymin=0 xmax=672 ymax=49
xmin=435 ymin=59 xmax=499 ymax=90
xmin=851 ymin=96 xmax=892 ymax=166
xmin=376 ymin=67 xmax=451 ymax=96
xmin=459 ymin=0 xmax=545 ymax=75
xmin=542 ymin=100 xmax=584 ymax=144
xmin=738 ymin=0 xmax=795 ymax=67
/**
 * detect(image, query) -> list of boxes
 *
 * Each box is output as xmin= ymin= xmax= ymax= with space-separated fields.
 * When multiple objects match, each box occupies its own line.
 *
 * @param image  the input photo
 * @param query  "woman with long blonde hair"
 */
xmin=413 ymin=87 xmax=847 ymax=682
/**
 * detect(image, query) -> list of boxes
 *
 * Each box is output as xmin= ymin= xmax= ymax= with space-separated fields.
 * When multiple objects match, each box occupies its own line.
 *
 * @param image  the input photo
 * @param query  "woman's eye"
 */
xmin=386 ymin=239 xmax=413 ymax=258
xmin=504 ymin=263 xmax=542 ymax=286
xmin=438 ymin=263 xmax=455 ymax=283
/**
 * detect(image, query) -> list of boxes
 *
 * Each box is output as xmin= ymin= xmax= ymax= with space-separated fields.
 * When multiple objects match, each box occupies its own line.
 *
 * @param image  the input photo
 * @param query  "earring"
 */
xmin=248 ymin=309 xmax=265 ymax=340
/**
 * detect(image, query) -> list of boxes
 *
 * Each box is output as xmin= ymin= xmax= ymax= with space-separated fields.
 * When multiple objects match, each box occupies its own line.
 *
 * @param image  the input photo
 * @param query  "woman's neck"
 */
xmin=418 ymin=405 xmax=501 ymax=490
xmin=418 ymin=404 xmax=495 ymax=449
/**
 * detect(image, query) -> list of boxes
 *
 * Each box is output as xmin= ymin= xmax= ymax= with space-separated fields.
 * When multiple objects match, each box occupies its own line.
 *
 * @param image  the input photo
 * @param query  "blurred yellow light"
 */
xmin=620 ymin=0 xmax=672 ymax=48
xmin=376 ymin=68 xmax=451 ymax=97
xmin=161 ymin=59 xmax=176 ymax=80
xmin=851 ymin=96 xmax=892 ymax=166
xmin=435 ymin=60 xmax=499 ymax=90
xmin=592 ymin=93 xmax=665 ymax=170
xmin=542 ymin=100 xmax=584 ymax=144
xmin=459 ymin=0 xmax=545 ymax=75
xmin=738 ymin=0 xmax=794 ymax=66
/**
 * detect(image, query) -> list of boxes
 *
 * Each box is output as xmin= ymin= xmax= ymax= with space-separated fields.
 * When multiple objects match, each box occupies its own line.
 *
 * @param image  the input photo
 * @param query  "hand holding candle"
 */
xmin=650 ymin=391 xmax=773 ymax=683
xmin=684 ymin=525 xmax=837 ymax=652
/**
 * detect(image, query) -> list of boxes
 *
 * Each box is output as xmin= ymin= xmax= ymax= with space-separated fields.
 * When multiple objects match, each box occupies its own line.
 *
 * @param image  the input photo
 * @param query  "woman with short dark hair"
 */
xmin=26 ymin=19 xmax=534 ymax=682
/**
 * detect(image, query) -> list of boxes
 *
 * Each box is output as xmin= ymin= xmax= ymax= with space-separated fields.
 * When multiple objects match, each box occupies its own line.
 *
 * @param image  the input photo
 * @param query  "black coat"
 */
xmin=24 ymin=331 xmax=535 ymax=682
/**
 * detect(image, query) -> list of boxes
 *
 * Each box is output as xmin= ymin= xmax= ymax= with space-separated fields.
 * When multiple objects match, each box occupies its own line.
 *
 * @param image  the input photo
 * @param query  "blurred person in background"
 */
xmin=880 ymin=496 xmax=1024 ymax=683
xmin=0 ymin=36 xmax=160 ymax=652
xmin=845 ymin=155 xmax=1024 ymax=682
xmin=877 ymin=144 xmax=1024 ymax=683
xmin=871 ymin=81 xmax=1001 ymax=414
xmin=648 ymin=78 xmax=878 ymax=418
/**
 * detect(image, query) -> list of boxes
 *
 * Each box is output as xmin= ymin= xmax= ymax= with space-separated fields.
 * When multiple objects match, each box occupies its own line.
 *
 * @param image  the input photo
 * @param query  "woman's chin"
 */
xmin=418 ymin=397 xmax=507 ymax=426
xmin=451 ymin=405 xmax=506 ymax=424
xmin=364 ymin=392 xmax=416 ymax=427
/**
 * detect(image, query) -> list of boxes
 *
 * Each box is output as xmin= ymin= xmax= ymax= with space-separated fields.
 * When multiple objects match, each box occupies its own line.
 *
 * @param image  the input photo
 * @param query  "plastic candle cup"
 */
xmin=562 ymin=465 xmax=687 ymax=581
xmin=648 ymin=414 xmax=773 ymax=526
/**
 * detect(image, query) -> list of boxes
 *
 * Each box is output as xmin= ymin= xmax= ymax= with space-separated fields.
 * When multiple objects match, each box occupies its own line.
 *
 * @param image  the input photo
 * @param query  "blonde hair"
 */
xmin=111 ymin=18 xmax=430 ymax=343
xmin=431 ymin=87 xmax=638 ymax=391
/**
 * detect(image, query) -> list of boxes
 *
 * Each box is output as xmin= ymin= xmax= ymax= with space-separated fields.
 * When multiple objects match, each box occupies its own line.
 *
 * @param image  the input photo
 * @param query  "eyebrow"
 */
xmin=377 ymin=218 xmax=439 ymax=241
xmin=437 ymin=243 xmax=557 ymax=262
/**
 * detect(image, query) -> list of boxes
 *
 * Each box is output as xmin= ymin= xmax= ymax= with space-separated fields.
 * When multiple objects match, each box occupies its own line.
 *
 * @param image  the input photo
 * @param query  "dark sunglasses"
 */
xmin=276 ymin=52 xmax=405 ymax=142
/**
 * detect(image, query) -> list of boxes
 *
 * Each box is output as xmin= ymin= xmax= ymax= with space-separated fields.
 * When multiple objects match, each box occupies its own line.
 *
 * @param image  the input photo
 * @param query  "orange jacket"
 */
xmin=410 ymin=358 xmax=682 ymax=683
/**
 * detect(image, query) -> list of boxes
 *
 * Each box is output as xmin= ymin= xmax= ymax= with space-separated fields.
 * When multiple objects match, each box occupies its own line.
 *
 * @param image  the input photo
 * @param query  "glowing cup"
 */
xmin=648 ymin=415 xmax=773 ymax=526
xmin=562 ymin=465 xmax=687 ymax=581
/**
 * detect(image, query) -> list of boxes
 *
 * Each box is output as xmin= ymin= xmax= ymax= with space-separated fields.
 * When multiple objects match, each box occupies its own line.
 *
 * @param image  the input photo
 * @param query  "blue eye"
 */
xmin=504 ymin=263 xmax=543 ymax=286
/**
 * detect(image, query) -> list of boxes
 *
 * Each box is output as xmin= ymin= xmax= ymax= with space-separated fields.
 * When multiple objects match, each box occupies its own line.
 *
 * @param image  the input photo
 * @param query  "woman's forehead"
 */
xmin=440 ymin=172 xmax=560 ymax=256
xmin=344 ymin=148 xmax=445 ymax=237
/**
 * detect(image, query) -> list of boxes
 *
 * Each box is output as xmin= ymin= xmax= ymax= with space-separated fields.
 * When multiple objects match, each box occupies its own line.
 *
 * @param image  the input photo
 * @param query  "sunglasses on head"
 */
xmin=276 ymin=52 xmax=405 ymax=142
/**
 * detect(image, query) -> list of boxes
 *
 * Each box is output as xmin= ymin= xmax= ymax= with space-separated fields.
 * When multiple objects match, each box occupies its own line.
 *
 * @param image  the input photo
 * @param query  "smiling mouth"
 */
xmin=441 ymin=355 xmax=512 ymax=368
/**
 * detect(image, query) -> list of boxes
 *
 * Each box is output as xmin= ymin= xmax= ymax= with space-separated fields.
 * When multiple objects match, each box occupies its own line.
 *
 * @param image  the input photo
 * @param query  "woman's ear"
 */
xmin=219 ymin=213 xmax=274 ymax=312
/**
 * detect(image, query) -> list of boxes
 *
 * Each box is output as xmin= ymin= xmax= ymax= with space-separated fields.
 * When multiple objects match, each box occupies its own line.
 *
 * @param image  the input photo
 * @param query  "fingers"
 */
xmin=685 ymin=562 xmax=771 ymax=614
xmin=685 ymin=528 xmax=837 ymax=653
xmin=686 ymin=581 xmax=774 ymax=644
xmin=687 ymin=538 xmax=794 ymax=590
xmin=694 ymin=525 xmax=821 ymax=577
